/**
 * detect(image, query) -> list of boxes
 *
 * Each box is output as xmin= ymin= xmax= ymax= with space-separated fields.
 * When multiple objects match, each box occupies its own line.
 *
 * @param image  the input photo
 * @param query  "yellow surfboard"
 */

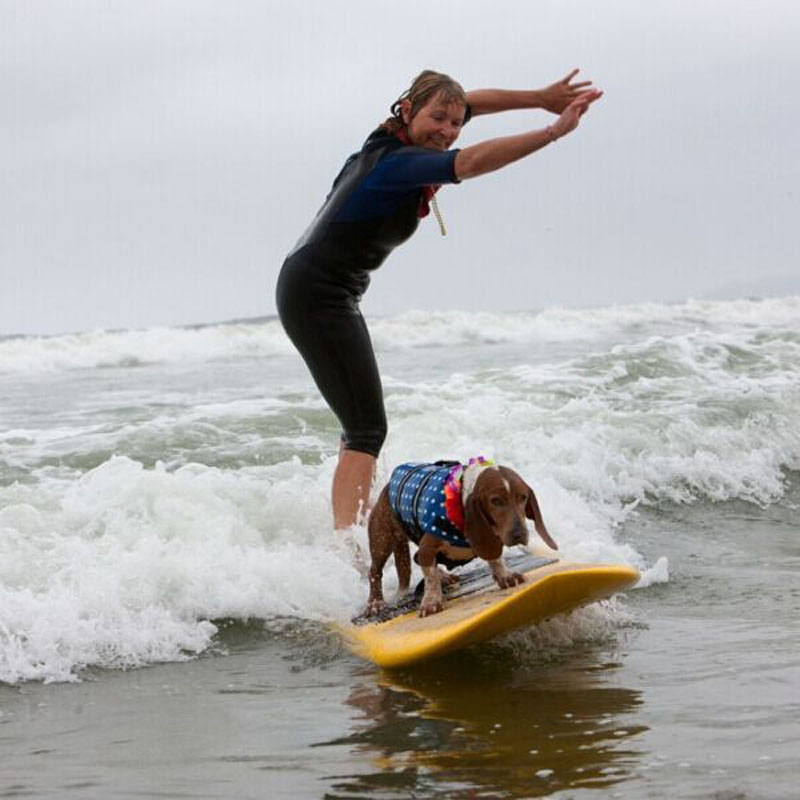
xmin=341 ymin=553 xmax=639 ymax=669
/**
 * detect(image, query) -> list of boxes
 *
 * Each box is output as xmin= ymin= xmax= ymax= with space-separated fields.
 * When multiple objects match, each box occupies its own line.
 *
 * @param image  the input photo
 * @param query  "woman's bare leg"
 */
xmin=332 ymin=448 xmax=376 ymax=529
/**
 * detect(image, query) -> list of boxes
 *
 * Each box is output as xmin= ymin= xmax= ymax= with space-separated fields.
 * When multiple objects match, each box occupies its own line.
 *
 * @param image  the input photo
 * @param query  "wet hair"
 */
xmin=381 ymin=70 xmax=467 ymax=133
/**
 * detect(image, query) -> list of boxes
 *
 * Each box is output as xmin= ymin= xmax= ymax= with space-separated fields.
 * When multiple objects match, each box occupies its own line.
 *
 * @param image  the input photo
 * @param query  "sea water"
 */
xmin=1 ymin=297 xmax=798 ymax=798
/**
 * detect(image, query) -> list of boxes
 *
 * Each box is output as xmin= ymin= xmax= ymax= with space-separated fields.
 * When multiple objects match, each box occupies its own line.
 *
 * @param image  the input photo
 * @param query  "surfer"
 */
xmin=276 ymin=69 xmax=602 ymax=531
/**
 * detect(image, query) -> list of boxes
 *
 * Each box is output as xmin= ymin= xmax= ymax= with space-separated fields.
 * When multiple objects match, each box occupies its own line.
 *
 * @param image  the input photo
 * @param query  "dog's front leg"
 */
xmin=489 ymin=557 xmax=525 ymax=589
xmin=366 ymin=559 xmax=388 ymax=616
xmin=417 ymin=536 xmax=445 ymax=617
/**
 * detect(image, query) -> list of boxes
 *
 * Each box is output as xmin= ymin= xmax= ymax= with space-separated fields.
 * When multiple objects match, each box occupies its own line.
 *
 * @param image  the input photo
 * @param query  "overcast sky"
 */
xmin=3 ymin=0 xmax=799 ymax=336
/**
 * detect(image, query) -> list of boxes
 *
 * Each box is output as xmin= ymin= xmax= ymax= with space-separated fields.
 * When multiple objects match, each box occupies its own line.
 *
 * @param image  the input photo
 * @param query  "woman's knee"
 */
xmin=341 ymin=420 xmax=388 ymax=458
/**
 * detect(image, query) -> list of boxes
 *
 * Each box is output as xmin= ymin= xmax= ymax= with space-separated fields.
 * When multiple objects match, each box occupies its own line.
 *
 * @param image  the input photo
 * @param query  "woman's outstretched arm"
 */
xmin=454 ymin=89 xmax=602 ymax=180
xmin=466 ymin=69 xmax=593 ymax=116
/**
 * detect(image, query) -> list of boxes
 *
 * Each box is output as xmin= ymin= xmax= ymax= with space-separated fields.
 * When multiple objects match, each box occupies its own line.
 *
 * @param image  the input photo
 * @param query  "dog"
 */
xmin=366 ymin=458 xmax=557 ymax=617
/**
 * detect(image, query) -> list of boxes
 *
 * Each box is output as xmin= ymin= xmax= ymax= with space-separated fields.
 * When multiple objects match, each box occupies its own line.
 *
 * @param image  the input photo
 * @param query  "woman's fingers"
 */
xmin=562 ymin=89 xmax=603 ymax=130
xmin=541 ymin=71 xmax=597 ymax=114
xmin=561 ymin=68 xmax=593 ymax=90
xmin=575 ymin=88 xmax=603 ymax=106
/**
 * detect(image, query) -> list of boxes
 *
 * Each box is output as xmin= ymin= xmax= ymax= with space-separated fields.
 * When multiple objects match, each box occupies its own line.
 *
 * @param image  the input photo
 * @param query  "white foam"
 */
xmin=637 ymin=557 xmax=670 ymax=588
xmin=0 ymin=447 xmax=646 ymax=683
xmin=3 ymin=295 xmax=799 ymax=374
xmin=0 ymin=320 xmax=294 ymax=374
xmin=2 ymin=295 xmax=798 ymax=682
xmin=492 ymin=597 xmax=638 ymax=661
xmin=0 ymin=456 xmax=364 ymax=683
xmin=380 ymin=320 xmax=800 ymax=513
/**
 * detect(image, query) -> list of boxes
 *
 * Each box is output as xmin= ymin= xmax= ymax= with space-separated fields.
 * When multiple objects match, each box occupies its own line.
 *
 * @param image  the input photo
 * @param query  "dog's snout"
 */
xmin=510 ymin=520 xmax=528 ymax=546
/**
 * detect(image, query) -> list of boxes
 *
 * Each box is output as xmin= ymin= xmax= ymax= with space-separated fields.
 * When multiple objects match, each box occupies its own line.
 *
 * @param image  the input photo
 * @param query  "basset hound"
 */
xmin=366 ymin=458 xmax=557 ymax=617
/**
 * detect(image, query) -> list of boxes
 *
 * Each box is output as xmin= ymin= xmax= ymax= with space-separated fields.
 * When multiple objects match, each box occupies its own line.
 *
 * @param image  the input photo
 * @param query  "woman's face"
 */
xmin=403 ymin=93 xmax=466 ymax=151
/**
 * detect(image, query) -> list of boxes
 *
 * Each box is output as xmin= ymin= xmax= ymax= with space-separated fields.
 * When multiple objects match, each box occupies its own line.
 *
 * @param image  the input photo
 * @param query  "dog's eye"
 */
xmin=517 ymin=493 xmax=527 ymax=503
xmin=490 ymin=496 xmax=505 ymax=507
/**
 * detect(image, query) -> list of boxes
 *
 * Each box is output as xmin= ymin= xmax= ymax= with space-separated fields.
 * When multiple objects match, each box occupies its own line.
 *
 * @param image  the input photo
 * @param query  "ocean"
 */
xmin=1 ymin=297 xmax=798 ymax=798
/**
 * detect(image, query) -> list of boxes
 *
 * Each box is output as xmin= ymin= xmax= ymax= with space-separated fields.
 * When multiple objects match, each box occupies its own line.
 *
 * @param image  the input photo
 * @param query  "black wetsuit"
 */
xmin=276 ymin=128 xmax=462 ymax=456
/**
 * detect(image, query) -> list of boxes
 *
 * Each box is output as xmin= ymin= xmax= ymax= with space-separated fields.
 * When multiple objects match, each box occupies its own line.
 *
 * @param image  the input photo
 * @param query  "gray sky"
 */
xmin=3 ymin=0 xmax=799 ymax=336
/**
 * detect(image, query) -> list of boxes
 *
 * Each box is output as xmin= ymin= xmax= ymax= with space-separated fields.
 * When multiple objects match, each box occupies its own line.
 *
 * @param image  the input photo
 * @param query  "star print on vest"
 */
xmin=387 ymin=457 xmax=496 ymax=546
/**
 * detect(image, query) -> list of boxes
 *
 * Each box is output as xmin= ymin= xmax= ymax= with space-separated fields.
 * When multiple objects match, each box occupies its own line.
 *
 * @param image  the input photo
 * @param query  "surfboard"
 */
xmin=340 ymin=551 xmax=639 ymax=669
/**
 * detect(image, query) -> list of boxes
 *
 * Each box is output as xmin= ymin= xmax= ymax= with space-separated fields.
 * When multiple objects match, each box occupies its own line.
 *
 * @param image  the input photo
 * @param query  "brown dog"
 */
xmin=366 ymin=459 xmax=557 ymax=617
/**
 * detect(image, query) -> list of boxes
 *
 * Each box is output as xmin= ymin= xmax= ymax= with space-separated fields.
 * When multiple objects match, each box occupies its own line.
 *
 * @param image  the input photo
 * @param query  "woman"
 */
xmin=276 ymin=69 xmax=601 ymax=530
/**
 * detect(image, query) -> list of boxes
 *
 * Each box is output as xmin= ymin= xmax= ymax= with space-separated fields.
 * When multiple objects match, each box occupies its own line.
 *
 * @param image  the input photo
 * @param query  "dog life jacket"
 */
xmin=387 ymin=458 xmax=495 ymax=547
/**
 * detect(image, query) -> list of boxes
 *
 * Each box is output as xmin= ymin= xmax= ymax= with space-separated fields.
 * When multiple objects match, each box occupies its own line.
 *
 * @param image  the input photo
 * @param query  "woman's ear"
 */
xmin=400 ymin=98 xmax=412 ymax=125
xmin=464 ymin=494 xmax=503 ymax=560
xmin=524 ymin=482 xmax=558 ymax=550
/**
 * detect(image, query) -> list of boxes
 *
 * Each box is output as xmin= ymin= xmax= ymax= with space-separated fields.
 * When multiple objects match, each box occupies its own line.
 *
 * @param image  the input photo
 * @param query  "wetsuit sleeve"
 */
xmin=333 ymin=138 xmax=462 ymax=222
xmin=368 ymin=147 xmax=461 ymax=191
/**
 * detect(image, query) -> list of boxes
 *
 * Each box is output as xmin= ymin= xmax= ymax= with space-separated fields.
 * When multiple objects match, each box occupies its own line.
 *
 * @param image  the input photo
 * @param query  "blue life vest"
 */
xmin=388 ymin=461 xmax=468 ymax=547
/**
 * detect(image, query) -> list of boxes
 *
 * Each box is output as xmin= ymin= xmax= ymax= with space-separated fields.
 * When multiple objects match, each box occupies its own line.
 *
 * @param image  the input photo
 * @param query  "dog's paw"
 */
xmin=366 ymin=599 xmax=386 ymax=617
xmin=439 ymin=569 xmax=459 ymax=589
xmin=418 ymin=597 xmax=445 ymax=617
xmin=495 ymin=571 xmax=525 ymax=589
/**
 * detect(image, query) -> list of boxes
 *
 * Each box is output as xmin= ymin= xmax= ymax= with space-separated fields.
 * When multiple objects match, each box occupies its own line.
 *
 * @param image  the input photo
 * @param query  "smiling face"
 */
xmin=401 ymin=92 xmax=466 ymax=151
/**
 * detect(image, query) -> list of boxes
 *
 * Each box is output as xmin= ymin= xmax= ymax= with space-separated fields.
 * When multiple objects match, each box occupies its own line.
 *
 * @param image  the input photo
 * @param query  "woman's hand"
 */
xmin=465 ymin=69 xmax=596 ymax=117
xmin=539 ymin=69 xmax=595 ymax=114
xmin=549 ymin=89 xmax=603 ymax=139
xmin=454 ymin=88 xmax=603 ymax=180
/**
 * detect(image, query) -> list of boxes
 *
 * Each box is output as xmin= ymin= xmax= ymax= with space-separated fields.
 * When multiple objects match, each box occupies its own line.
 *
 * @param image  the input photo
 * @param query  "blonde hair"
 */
xmin=381 ymin=70 xmax=467 ymax=133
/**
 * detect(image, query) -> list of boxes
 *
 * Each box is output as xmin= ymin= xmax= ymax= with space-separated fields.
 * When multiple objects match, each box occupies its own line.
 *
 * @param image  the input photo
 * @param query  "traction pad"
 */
xmin=352 ymin=550 xmax=558 ymax=625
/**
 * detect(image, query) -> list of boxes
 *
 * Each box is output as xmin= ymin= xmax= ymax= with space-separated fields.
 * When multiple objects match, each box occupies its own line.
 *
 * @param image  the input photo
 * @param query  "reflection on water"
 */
xmin=317 ymin=640 xmax=647 ymax=798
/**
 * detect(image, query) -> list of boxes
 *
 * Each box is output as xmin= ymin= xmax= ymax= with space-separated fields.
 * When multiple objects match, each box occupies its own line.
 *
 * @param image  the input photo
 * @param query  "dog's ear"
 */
xmin=524 ymin=482 xmax=558 ymax=550
xmin=464 ymin=492 xmax=503 ymax=560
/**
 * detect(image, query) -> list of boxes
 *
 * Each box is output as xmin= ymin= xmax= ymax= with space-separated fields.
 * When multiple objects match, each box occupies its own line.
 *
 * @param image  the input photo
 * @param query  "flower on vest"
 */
xmin=444 ymin=456 xmax=496 ymax=531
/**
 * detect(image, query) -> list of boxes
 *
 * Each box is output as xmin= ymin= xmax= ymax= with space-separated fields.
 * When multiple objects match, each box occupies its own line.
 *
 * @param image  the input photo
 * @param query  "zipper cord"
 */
xmin=431 ymin=194 xmax=447 ymax=236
